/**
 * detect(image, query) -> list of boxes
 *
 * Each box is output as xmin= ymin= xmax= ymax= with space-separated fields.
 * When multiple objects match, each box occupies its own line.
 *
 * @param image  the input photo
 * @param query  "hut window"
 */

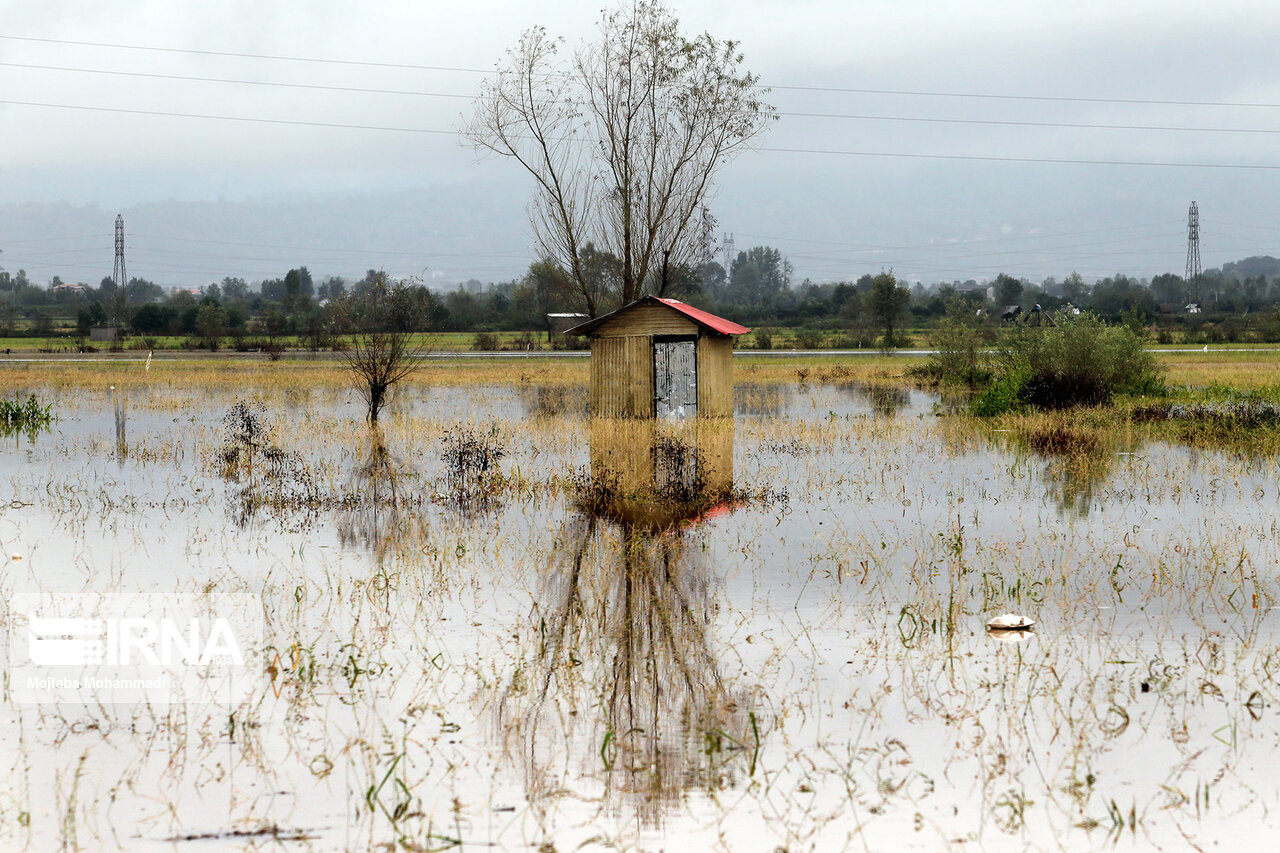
xmin=654 ymin=337 xmax=697 ymax=419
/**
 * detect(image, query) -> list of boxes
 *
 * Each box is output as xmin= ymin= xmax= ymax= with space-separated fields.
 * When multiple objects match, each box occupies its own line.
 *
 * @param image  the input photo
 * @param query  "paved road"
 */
xmin=0 ymin=347 xmax=1275 ymax=364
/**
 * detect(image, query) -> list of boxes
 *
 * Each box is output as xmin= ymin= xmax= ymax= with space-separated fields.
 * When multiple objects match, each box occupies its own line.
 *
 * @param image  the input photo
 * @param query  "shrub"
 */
xmin=987 ymin=313 xmax=1163 ymax=412
xmin=971 ymin=371 xmax=1028 ymax=417
xmin=753 ymin=329 xmax=773 ymax=350
xmin=472 ymin=331 xmax=500 ymax=351
xmin=793 ymin=328 xmax=824 ymax=349
xmin=217 ymin=401 xmax=320 ymax=527
xmin=0 ymin=393 xmax=53 ymax=434
xmin=440 ymin=425 xmax=507 ymax=505
xmin=913 ymin=319 xmax=991 ymax=388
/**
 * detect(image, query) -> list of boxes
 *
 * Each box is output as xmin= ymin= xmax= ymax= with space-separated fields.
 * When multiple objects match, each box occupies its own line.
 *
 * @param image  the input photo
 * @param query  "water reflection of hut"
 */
xmin=586 ymin=419 xmax=734 ymax=528
xmin=566 ymin=297 xmax=748 ymax=419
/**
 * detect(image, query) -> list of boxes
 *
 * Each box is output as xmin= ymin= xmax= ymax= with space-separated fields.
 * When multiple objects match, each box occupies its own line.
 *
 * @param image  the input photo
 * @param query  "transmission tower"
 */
xmin=698 ymin=208 xmax=715 ymax=269
xmin=1185 ymin=201 xmax=1201 ymax=302
xmin=112 ymin=214 xmax=127 ymax=291
xmin=721 ymin=232 xmax=735 ymax=273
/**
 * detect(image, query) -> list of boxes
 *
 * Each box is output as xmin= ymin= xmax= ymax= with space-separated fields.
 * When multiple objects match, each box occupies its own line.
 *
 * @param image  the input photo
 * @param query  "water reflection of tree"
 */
xmin=497 ymin=420 xmax=761 ymax=828
xmin=832 ymin=380 xmax=911 ymax=418
xmin=503 ymin=516 xmax=759 ymax=827
xmin=734 ymin=382 xmax=794 ymax=417
xmin=1036 ymin=450 xmax=1116 ymax=518
xmin=218 ymin=418 xmax=428 ymax=555
xmin=518 ymin=384 xmax=589 ymax=419
xmin=937 ymin=419 xmax=1124 ymax=517
xmin=335 ymin=430 xmax=412 ymax=560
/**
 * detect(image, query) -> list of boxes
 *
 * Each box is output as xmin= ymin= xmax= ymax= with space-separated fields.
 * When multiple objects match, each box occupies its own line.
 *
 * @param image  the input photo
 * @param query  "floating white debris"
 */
xmin=986 ymin=613 xmax=1034 ymax=631
xmin=987 ymin=628 xmax=1034 ymax=644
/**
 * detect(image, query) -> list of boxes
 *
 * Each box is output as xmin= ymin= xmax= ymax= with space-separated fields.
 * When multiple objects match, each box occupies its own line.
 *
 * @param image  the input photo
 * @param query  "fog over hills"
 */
xmin=4 ymin=161 xmax=1275 ymax=292
xmin=0 ymin=180 xmax=530 ymax=290
xmin=3 ymin=0 xmax=1280 ymax=291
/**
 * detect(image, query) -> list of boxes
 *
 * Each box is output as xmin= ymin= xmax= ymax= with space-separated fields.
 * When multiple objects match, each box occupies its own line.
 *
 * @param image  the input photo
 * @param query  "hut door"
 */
xmin=654 ymin=338 xmax=697 ymax=418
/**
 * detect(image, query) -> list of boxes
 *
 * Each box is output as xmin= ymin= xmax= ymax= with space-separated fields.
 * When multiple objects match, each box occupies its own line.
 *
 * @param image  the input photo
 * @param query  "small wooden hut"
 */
xmin=565 ymin=296 xmax=749 ymax=419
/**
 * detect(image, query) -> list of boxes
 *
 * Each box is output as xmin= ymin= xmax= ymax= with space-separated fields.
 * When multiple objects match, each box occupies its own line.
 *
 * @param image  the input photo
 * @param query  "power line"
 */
xmin=732 ymin=220 xmax=1178 ymax=252
xmin=0 ymin=34 xmax=491 ymax=74
xmin=779 ymin=110 xmax=1280 ymax=135
xmin=5 ymin=98 xmax=1280 ymax=171
xmin=131 ymin=231 xmax=529 ymax=258
xmin=0 ymin=98 xmax=455 ymax=135
xmin=0 ymin=61 xmax=477 ymax=100
xmin=758 ymin=144 xmax=1280 ymax=170
xmin=11 ymin=61 xmax=1280 ymax=136
xmin=767 ymin=82 xmax=1280 ymax=110
xmin=7 ymin=33 xmax=1280 ymax=111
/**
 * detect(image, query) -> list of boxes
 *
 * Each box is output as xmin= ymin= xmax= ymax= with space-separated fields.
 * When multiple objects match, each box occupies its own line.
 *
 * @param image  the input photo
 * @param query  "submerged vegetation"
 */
xmin=3 ymin=355 xmax=1280 ymax=848
xmin=911 ymin=312 xmax=1280 ymax=454
xmin=0 ymin=392 xmax=53 ymax=438
xmin=914 ymin=312 xmax=1164 ymax=415
xmin=439 ymin=425 xmax=509 ymax=508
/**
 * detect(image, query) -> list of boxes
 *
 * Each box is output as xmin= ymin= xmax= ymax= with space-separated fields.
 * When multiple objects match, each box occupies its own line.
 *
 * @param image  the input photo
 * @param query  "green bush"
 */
xmin=991 ymin=313 xmax=1163 ymax=411
xmin=793 ymin=328 xmax=824 ymax=349
xmin=0 ymin=393 xmax=53 ymax=435
xmin=971 ymin=371 xmax=1028 ymax=417
xmin=914 ymin=318 xmax=992 ymax=388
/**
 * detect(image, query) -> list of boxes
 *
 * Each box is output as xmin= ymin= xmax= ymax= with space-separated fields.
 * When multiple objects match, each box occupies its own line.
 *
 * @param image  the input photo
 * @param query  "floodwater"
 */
xmin=0 ymin=378 xmax=1278 ymax=851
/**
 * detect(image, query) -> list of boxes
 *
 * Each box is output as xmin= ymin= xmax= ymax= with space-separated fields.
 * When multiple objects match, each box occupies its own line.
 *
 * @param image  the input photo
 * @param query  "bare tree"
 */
xmin=466 ymin=0 xmax=775 ymax=316
xmin=338 ymin=274 xmax=431 ymax=424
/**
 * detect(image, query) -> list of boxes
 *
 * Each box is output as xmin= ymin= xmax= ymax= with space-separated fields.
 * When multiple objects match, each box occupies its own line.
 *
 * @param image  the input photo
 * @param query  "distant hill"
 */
xmin=1218 ymin=255 xmax=1280 ymax=280
xmin=0 ymin=181 xmax=530 ymax=289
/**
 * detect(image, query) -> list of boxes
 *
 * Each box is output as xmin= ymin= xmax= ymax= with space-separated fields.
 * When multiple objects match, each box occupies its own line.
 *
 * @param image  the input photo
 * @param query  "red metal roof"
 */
xmin=564 ymin=295 xmax=750 ymax=336
xmin=653 ymin=298 xmax=751 ymax=335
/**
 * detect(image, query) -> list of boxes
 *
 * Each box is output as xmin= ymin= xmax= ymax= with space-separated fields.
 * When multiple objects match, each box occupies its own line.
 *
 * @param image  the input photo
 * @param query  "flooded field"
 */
xmin=1 ymin=369 xmax=1278 ymax=851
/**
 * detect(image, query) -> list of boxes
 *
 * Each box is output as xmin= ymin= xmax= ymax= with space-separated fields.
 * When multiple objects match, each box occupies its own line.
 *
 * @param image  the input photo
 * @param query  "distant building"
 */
xmin=1185 ymin=303 xmax=1202 ymax=314
xmin=89 ymin=326 xmax=121 ymax=342
xmin=546 ymin=313 xmax=589 ymax=341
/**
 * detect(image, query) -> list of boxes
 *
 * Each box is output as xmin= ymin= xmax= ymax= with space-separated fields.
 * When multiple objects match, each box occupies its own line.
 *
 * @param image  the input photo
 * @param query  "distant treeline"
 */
xmin=3 ymin=249 xmax=1280 ymax=345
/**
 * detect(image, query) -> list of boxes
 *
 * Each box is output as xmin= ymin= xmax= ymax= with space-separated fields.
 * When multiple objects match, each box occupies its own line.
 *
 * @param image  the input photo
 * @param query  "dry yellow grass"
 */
xmin=1154 ymin=350 xmax=1280 ymax=390
xmin=0 ymin=353 xmax=921 ymax=392
xmin=0 ymin=357 xmax=588 ymax=391
xmin=2 ymin=348 xmax=1276 ymax=394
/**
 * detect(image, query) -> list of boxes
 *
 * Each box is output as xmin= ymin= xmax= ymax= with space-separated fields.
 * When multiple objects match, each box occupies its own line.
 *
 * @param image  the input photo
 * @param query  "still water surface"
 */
xmin=0 ymin=381 xmax=1276 ymax=850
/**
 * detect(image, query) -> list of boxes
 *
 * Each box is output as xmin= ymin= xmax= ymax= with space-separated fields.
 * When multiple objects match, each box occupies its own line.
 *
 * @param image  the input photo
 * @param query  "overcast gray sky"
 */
xmin=3 ymin=0 xmax=1279 ymax=288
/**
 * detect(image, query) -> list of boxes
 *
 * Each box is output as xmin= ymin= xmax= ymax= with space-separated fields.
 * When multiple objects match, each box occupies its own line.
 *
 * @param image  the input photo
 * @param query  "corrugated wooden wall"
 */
xmin=696 ymin=335 xmax=734 ymax=418
xmin=590 ymin=335 xmax=654 ymax=418
xmin=587 ymin=303 xmax=737 ymax=419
